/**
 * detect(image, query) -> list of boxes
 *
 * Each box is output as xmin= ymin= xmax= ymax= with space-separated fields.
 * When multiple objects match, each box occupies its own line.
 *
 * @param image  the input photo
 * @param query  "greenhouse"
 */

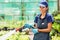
xmin=0 ymin=0 xmax=60 ymax=40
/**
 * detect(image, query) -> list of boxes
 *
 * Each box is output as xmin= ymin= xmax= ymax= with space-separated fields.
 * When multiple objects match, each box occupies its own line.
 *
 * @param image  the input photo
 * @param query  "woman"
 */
xmin=32 ymin=1 xmax=54 ymax=40
xmin=16 ymin=1 xmax=54 ymax=40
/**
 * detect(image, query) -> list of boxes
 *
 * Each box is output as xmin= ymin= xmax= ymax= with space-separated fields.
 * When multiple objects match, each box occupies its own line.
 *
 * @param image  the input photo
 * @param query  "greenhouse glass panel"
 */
xmin=12 ymin=16 xmax=20 ymax=20
xmin=5 ymin=15 xmax=13 ymax=20
xmin=0 ymin=0 xmax=4 ymax=2
xmin=21 ymin=1 xmax=42 ymax=20
xmin=0 ymin=3 xmax=21 ymax=10
xmin=24 ymin=2 xmax=39 ymax=10
xmin=48 ymin=0 xmax=57 ymax=1
xmin=3 ymin=3 xmax=21 ymax=8
xmin=22 ymin=0 xmax=41 ymax=2
xmin=7 ymin=0 xmax=21 ymax=2
xmin=0 ymin=2 xmax=21 ymax=20
xmin=48 ymin=1 xmax=57 ymax=13
xmin=0 ymin=0 xmax=21 ymax=2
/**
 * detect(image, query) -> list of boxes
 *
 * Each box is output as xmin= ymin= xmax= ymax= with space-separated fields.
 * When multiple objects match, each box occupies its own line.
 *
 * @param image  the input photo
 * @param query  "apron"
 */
xmin=33 ymin=14 xmax=50 ymax=40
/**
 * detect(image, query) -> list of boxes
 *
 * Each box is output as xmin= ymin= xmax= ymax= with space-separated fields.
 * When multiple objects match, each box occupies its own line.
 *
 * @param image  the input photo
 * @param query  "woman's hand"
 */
xmin=38 ymin=22 xmax=52 ymax=32
xmin=22 ymin=28 xmax=29 ymax=32
xmin=22 ymin=28 xmax=39 ymax=34
xmin=31 ymin=29 xmax=38 ymax=34
xmin=16 ymin=28 xmax=20 ymax=32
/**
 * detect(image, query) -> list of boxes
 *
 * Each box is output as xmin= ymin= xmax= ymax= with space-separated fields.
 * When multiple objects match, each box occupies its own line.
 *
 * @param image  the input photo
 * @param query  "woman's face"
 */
xmin=39 ymin=6 xmax=48 ymax=13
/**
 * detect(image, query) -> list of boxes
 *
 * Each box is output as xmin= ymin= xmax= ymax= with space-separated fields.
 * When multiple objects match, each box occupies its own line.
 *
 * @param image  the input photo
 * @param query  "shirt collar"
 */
xmin=39 ymin=12 xmax=47 ymax=20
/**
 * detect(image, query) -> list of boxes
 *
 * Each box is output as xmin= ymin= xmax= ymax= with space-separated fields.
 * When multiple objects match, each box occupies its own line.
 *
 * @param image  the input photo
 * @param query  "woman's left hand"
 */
xmin=32 ymin=29 xmax=38 ymax=34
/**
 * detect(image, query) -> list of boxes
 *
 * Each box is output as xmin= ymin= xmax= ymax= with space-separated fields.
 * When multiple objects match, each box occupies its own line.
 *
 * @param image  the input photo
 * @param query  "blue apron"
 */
xmin=33 ymin=14 xmax=50 ymax=40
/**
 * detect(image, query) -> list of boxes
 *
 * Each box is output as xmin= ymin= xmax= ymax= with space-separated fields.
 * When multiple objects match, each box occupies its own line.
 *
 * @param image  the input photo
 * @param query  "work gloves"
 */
xmin=22 ymin=28 xmax=38 ymax=34
xmin=32 ymin=29 xmax=38 ymax=34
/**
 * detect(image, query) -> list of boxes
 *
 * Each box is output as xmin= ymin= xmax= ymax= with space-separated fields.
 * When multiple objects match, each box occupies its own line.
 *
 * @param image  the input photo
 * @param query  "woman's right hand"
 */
xmin=16 ymin=28 xmax=20 ymax=32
